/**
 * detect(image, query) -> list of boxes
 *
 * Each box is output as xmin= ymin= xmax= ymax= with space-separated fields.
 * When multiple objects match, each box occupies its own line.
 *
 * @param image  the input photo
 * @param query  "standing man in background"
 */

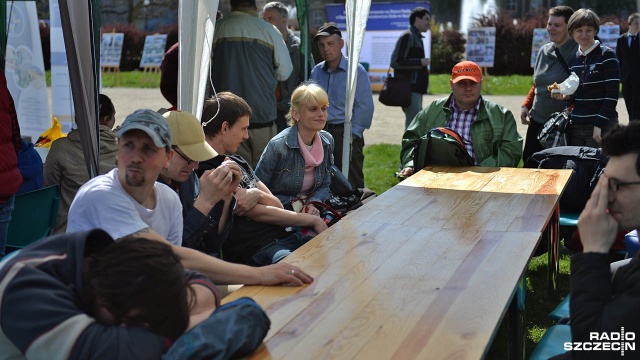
xmin=616 ymin=13 xmax=640 ymax=122
xmin=391 ymin=7 xmax=431 ymax=130
xmin=311 ymin=24 xmax=374 ymax=189
xmin=262 ymin=1 xmax=314 ymax=133
xmin=210 ymin=0 xmax=292 ymax=168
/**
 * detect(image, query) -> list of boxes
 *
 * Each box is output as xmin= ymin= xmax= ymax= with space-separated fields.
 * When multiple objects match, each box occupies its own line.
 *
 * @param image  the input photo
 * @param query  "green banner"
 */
xmin=294 ymin=0 xmax=310 ymax=80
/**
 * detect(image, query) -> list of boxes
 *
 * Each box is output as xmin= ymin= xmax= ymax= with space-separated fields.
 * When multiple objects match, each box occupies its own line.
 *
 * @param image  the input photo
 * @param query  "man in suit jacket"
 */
xmin=616 ymin=13 xmax=640 ymax=122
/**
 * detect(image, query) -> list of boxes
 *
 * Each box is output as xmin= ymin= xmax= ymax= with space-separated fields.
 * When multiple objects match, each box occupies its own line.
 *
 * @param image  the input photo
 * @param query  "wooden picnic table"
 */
xmin=223 ymin=166 xmax=573 ymax=359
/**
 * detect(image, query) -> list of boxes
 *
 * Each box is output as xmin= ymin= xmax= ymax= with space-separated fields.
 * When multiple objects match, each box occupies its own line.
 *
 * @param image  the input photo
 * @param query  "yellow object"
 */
xmin=35 ymin=117 xmax=65 ymax=148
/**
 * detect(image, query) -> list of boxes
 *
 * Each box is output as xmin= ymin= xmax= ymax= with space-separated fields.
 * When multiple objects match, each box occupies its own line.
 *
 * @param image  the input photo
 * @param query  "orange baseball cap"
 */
xmin=451 ymin=61 xmax=482 ymax=83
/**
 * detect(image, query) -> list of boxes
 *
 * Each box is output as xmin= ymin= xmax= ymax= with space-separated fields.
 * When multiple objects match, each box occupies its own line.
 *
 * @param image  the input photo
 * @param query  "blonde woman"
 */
xmin=255 ymin=83 xmax=334 ymax=215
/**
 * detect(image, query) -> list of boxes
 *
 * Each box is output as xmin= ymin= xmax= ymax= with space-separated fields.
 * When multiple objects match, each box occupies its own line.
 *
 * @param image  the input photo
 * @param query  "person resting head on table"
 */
xmin=0 ymin=230 xmax=218 ymax=359
xmin=399 ymin=61 xmax=522 ymax=178
xmin=66 ymin=108 xmax=313 ymax=288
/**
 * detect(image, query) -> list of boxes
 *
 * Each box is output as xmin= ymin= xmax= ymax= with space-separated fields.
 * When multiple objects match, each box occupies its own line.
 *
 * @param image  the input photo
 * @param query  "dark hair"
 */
xmin=549 ymin=6 xmax=575 ymax=24
xmin=602 ymin=122 xmax=640 ymax=176
xmin=82 ymin=238 xmax=190 ymax=341
xmin=99 ymin=94 xmax=115 ymax=119
xmin=202 ymin=92 xmax=252 ymax=137
xmin=230 ymin=0 xmax=256 ymax=11
xmin=409 ymin=7 xmax=430 ymax=25
xmin=568 ymin=8 xmax=600 ymax=36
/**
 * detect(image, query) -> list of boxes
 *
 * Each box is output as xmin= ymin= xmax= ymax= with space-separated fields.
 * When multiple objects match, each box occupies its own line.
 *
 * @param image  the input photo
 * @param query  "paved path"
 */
xmin=101 ymin=88 xmax=629 ymax=146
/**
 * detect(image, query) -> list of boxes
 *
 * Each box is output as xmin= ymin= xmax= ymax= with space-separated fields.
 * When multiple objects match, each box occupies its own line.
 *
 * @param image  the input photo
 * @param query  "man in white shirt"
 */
xmin=68 ymin=109 xmax=312 ymax=286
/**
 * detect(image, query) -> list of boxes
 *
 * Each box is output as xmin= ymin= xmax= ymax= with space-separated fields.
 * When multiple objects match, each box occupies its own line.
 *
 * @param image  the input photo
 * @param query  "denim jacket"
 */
xmin=255 ymin=124 xmax=334 ymax=207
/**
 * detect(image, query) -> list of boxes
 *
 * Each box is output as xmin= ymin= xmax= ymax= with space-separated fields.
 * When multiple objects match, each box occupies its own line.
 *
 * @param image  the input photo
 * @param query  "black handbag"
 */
xmin=538 ymin=110 xmax=571 ymax=148
xmin=378 ymin=68 xmax=411 ymax=107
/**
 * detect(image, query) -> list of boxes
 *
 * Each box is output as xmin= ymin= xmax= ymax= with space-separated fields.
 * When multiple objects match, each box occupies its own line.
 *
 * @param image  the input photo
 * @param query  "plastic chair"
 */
xmin=624 ymin=230 xmax=639 ymax=257
xmin=529 ymin=324 xmax=572 ymax=360
xmin=6 ymin=185 xmax=60 ymax=253
xmin=549 ymin=295 xmax=570 ymax=323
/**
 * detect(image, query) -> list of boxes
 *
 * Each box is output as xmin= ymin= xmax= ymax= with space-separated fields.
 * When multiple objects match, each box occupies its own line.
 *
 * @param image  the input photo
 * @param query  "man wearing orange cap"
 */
xmin=399 ymin=61 xmax=522 ymax=177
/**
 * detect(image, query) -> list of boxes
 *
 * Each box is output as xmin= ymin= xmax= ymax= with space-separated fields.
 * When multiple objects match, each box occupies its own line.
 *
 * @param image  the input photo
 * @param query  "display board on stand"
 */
xmin=100 ymin=32 xmax=124 ymax=85
xmin=139 ymin=34 xmax=167 ymax=86
xmin=465 ymin=27 xmax=496 ymax=91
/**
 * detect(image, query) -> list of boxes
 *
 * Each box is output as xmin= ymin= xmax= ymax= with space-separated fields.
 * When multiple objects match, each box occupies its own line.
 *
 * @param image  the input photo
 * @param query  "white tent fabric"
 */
xmin=58 ymin=0 xmax=100 ymax=178
xmin=178 ymin=0 xmax=219 ymax=119
xmin=343 ymin=0 xmax=371 ymax=175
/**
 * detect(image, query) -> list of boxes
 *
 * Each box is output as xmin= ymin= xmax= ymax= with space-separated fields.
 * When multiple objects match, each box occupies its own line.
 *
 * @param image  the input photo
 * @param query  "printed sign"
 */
xmin=599 ymin=25 xmax=620 ymax=53
xmin=324 ymin=2 xmax=431 ymax=91
xmin=100 ymin=32 xmax=124 ymax=67
xmin=465 ymin=27 xmax=496 ymax=67
xmin=140 ymin=34 xmax=168 ymax=67
xmin=5 ymin=1 xmax=51 ymax=142
xmin=530 ymin=28 xmax=550 ymax=68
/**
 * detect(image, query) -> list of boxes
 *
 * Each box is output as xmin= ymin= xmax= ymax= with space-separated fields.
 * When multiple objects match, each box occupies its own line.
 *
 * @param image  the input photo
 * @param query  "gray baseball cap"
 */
xmin=117 ymin=109 xmax=172 ymax=149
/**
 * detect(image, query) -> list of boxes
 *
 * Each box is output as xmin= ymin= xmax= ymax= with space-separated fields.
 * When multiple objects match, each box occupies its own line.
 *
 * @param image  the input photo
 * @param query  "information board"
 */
xmin=530 ymin=28 xmax=550 ymax=68
xmin=100 ymin=32 xmax=124 ymax=67
xmin=140 ymin=34 xmax=167 ymax=68
xmin=324 ymin=2 xmax=431 ymax=91
xmin=465 ymin=27 xmax=496 ymax=67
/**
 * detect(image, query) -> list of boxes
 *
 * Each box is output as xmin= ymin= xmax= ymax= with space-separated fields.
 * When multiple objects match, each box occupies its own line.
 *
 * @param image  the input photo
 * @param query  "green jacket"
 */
xmin=401 ymin=95 xmax=522 ymax=169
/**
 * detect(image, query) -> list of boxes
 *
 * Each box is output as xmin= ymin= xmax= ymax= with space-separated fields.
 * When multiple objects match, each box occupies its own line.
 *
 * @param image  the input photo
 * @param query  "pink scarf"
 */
xmin=297 ymin=132 xmax=324 ymax=196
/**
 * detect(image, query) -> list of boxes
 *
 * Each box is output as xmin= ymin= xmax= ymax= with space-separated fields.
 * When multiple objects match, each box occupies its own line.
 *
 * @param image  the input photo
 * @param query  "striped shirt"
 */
xmin=447 ymin=97 xmax=481 ymax=164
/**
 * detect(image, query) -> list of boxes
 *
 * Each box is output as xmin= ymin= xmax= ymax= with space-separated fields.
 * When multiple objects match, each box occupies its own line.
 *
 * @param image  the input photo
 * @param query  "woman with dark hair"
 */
xmin=44 ymin=94 xmax=118 ymax=233
xmin=520 ymin=6 xmax=578 ymax=162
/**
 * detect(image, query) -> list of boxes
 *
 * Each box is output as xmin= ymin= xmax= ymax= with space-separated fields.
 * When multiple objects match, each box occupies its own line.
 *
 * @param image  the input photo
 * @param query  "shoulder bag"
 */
xmin=379 ymin=34 xmax=412 ymax=107
xmin=378 ymin=68 xmax=411 ymax=107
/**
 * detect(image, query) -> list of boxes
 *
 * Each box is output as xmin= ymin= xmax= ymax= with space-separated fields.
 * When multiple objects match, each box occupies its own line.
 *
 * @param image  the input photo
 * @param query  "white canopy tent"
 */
xmin=56 ymin=0 xmax=371 ymax=179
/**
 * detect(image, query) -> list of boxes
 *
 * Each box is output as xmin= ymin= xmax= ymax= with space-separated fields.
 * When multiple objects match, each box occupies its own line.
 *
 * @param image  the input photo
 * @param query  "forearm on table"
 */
xmin=244 ymin=204 xmax=319 ymax=227
xmin=172 ymin=245 xmax=261 ymax=285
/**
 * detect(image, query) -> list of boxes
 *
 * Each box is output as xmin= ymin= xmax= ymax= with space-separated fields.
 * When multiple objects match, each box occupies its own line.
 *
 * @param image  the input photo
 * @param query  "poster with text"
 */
xmin=324 ymin=2 xmax=431 ymax=91
xmin=530 ymin=28 xmax=550 ymax=68
xmin=466 ymin=27 xmax=496 ymax=67
xmin=100 ymin=33 xmax=124 ymax=67
xmin=599 ymin=25 xmax=620 ymax=53
xmin=5 ymin=1 xmax=50 ymax=143
xmin=140 ymin=34 xmax=168 ymax=68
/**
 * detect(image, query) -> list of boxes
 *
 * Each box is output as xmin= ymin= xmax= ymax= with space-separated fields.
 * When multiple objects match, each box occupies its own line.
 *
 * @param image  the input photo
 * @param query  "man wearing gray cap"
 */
xmin=311 ymin=23 xmax=373 ymax=189
xmin=68 ymin=109 xmax=313 ymax=286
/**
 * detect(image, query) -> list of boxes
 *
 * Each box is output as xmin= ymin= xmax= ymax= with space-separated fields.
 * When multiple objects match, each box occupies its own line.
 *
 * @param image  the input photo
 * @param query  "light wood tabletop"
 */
xmin=223 ymin=166 xmax=573 ymax=359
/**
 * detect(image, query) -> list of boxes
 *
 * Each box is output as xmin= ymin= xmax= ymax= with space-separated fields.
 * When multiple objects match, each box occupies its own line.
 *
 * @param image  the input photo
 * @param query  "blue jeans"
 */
xmin=0 ymin=194 xmax=16 ymax=259
xmin=251 ymin=229 xmax=313 ymax=266
xmin=402 ymin=92 xmax=424 ymax=130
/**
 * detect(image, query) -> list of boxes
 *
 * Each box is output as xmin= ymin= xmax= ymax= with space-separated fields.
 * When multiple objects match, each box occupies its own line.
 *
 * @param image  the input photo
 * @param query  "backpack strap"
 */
xmin=554 ymin=46 xmax=571 ymax=76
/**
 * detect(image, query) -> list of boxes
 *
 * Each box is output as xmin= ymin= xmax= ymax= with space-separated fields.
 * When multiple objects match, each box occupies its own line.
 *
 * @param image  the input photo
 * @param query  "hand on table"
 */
xmin=259 ymin=262 xmax=313 ymax=286
xmin=398 ymin=167 xmax=414 ymax=178
xmin=578 ymin=174 xmax=619 ymax=253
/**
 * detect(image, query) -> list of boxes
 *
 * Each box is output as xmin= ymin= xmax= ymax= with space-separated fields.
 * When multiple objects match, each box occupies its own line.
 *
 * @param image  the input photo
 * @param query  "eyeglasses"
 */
xmin=608 ymin=178 xmax=640 ymax=193
xmin=172 ymin=146 xmax=197 ymax=165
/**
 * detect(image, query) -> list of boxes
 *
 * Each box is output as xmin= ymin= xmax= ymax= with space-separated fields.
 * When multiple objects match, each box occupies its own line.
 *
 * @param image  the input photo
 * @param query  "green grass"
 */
xmin=363 ymin=143 xmax=572 ymax=358
xmin=46 ymin=71 xmax=533 ymax=95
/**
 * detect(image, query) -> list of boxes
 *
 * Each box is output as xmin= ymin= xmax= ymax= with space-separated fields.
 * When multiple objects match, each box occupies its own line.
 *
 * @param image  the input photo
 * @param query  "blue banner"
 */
xmin=325 ymin=2 xmax=430 ymax=31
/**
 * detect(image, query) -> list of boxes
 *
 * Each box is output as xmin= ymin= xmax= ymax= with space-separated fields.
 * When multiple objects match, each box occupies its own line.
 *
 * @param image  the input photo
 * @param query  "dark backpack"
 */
xmin=525 ymin=146 xmax=608 ymax=213
xmin=414 ymin=127 xmax=474 ymax=170
xmin=537 ymin=110 xmax=570 ymax=149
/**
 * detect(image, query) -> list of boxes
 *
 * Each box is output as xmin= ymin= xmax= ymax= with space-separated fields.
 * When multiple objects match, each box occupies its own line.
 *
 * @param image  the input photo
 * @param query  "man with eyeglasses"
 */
xmin=156 ymin=110 xmax=238 ymax=254
xmin=554 ymin=122 xmax=640 ymax=359
xmin=68 ymin=109 xmax=314 ymax=288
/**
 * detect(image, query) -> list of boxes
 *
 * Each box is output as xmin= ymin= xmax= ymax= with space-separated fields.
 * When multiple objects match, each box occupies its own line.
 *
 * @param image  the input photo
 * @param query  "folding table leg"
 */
xmin=546 ymin=205 xmax=560 ymax=295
